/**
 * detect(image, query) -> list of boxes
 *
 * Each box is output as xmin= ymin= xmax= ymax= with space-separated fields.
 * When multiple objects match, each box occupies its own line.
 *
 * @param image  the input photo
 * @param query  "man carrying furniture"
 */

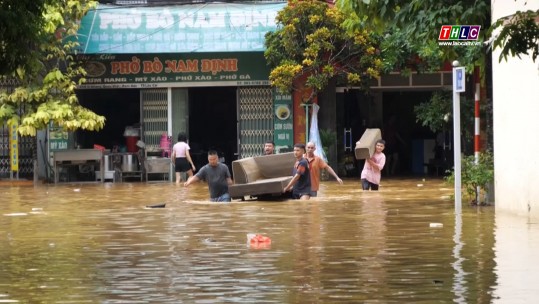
xmin=283 ymin=143 xmax=311 ymax=200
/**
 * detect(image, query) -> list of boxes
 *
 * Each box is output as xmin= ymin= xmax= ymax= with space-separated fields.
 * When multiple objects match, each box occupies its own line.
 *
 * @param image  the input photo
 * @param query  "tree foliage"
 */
xmin=264 ymin=0 xmax=382 ymax=100
xmin=414 ymin=90 xmax=474 ymax=142
xmin=490 ymin=9 xmax=539 ymax=62
xmin=337 ymin=0 xmax=490 ymax=74
xmin=339 ymin=0 xmax=539 ymax=69
xmin=446 ymin=151 xmax=494 ymax=204
xmin=0 ymin=0 xmax=50 ymax=74
xmin=413 ymin=91 xmax=452 ymax=134
xmin=0 ymin=0 xmax=105 ymax=136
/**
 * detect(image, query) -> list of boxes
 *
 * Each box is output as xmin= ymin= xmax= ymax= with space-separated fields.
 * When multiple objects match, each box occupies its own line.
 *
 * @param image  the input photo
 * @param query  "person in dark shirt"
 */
xmin=184 ymin=150 xmax=233 ymax=202
xmin=283 ymin=143 xmax=311 ymax=200
xmin=383 ymin=115 xmax=405 ymax=176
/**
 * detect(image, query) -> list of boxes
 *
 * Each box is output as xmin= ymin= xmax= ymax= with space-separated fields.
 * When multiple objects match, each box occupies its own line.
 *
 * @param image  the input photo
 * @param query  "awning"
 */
xmin=75 ymin=2 xmax=286 ymax=54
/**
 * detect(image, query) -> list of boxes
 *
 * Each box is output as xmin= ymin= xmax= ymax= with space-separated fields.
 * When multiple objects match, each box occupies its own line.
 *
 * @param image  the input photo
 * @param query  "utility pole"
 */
xmin=452 ymin=60 xmax=465 ymax=213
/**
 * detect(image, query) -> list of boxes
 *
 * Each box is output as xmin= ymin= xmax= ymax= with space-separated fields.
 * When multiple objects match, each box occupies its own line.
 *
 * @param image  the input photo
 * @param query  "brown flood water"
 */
xmin=1 ymin=178 xmax=538 ymax=303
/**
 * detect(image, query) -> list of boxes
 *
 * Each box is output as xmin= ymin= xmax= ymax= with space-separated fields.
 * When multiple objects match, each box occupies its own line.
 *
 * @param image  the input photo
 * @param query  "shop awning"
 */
xmin=75 ymin=2 xmax=286 ymax=54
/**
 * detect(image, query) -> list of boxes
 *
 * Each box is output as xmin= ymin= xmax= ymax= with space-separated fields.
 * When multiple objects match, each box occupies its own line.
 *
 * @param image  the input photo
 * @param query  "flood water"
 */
xmin=1 ymin=178 xmax=538 ymax=303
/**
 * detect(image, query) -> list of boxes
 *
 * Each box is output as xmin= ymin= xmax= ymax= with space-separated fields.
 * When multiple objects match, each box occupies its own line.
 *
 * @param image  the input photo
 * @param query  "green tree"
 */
xmin=338 ymin=0 xmax=539 ymax=69
xmin=446 ymin=152 xmax=494 ymax=204
xmin=490 ymin=8 xmax=539 ymax=62
xmin=414 ymin=91 xmax=453 ymax=134
xmin=337 ymin=0 xmax=490 ymax=74
xmin=414 ymin=91 xmax=475 ymax=138
xmin=0 ymin=0 xmax=105 ymax=136
xmin=264 ymin=0 xmax=382 ymax=100
xmin=0 ymin=0 xmax=51 ymax=74
xmin=414 ymin=90 xmax=476 ymax=152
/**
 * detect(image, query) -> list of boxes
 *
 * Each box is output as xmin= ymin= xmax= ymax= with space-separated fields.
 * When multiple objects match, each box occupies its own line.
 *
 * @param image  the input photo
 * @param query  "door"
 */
xmin=237 ymin=86 xmax=273 ymax=158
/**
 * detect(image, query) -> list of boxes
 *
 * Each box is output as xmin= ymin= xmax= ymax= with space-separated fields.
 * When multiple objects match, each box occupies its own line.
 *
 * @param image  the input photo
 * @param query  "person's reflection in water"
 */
xmin=360 ymin=194 xmax=388 ymax=291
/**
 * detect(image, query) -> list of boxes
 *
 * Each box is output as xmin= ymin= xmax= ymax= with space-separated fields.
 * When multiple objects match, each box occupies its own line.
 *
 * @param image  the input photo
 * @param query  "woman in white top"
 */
xmin=171 ymin=133 xmax=196 ymax=183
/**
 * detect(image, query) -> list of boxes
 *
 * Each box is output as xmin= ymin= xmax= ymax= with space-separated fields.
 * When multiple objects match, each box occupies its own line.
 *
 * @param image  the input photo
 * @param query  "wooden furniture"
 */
xmin=355 ymin=128 xmax=382 ymax=159
xmin=229 ymin=152 xmax=295 ymax=200
xmin=53 ymin=149 xmax=103 ymax=184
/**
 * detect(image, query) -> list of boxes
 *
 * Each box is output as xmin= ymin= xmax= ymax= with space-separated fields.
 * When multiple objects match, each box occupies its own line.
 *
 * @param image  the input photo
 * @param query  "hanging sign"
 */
xmin=454 ymin=66 xmax=465 ymax=92
xmin=9 ymin=121 xmax=18 ymax=171
xmin=49 ymin=123 xmax=69 ymax=151
xmin=75 ymin=3 xmax=285 ymax=54
xmin=273 ymin=91 xmax=293 ymax=153
xmin=77 ymin=52 xmax=270 ymax=89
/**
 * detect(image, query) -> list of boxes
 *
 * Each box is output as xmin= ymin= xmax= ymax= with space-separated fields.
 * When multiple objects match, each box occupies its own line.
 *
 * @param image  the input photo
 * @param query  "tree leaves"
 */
xmin=0 ymin=0 xmax=49 ymax=74
xmin=490 ymin=9 xmax=539 ymax=62
xmin=265 ymin=0 xmax=382 ymax=97
xmin=446 ymin=152 xmax=494 ymax=202
xmin=0 ymin=0 xmax=105 ymax=137
xmin=413 ymin=90 xmax=475 ymax=144
xmin=339 ymin=0 xmax=489 ymax=73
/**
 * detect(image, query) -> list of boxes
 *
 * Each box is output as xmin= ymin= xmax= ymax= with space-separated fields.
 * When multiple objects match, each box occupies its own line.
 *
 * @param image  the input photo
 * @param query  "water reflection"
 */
xmin=452 ymin=212 xmax=466 ymax=304
xmin=0 ymin=178 xmax=530 ymax=302
xmin=493 ymin=213 xmax=539 ymax=303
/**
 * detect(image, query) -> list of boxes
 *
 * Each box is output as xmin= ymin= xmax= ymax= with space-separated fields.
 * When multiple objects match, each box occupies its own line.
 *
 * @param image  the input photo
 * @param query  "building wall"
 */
xmin=491 ymin=0 xmax=539 ymax=219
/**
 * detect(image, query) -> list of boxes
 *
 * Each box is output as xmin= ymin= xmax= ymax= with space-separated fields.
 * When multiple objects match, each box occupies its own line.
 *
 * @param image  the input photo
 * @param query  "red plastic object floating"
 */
xmin=248 ymin=234 xmax=272 ymax=249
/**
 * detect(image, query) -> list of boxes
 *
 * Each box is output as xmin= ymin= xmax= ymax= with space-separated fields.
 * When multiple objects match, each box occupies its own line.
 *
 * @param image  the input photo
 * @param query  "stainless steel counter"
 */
xmin=53 ymin=149 xmax=104 ymax=183
xmin=144 ymin=157 xmax=172 ymax=181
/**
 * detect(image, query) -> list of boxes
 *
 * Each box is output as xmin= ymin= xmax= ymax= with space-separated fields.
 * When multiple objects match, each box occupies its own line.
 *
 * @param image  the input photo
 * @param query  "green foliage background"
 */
xmin=264 ymin=0 xmax=382 ymax=100
xmin=446 ymin=151 xmax=494 ymax=203
xmin=0 ymin=0 xmax=105 ymax=136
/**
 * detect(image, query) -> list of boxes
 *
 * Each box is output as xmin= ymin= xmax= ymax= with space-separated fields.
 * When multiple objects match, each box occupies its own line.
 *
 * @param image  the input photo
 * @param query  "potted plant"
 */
xmin=319 ymin=128 xmax=337 ymax=157
xmin=445 ymin=151 xmax=494 ymax=205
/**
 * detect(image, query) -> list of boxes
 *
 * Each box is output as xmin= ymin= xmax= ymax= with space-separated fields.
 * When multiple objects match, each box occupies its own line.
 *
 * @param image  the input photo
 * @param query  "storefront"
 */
xmin=67 ymin=2 xmax=294 ymax=180
xmin=5 ymin=1 xmax=451 ymax=181
xmin=335 ymin=70 xmax=455 ymax=177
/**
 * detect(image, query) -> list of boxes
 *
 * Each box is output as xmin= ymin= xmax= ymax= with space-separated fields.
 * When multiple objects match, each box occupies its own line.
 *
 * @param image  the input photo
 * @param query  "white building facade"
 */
xmin=491 ymin=0 xmax=539 ymax=219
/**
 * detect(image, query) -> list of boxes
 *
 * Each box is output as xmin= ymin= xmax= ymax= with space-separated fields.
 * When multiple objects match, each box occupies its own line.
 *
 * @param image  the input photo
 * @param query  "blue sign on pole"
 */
xmin=455 ymin=67 xmax=465 ymax=92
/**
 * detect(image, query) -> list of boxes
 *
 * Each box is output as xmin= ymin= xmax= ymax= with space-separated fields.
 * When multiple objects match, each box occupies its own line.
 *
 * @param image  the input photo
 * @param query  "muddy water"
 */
xmin=0 ymin=178 xmax=534 ymax=302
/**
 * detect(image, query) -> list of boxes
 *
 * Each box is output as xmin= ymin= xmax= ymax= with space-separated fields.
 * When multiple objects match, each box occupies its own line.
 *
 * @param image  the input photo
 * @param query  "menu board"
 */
xmin=273 ymin=92 xmax=293 ymax=153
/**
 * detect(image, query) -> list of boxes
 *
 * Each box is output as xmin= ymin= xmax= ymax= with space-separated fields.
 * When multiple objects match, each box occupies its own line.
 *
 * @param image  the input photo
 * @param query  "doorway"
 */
xmin=382 ymin=91 xmax=435 ymax=175
xmin=188 ymin=87 xmax=237 ymax=169
xmin=77 ymin=89 xmax=140 ymax=149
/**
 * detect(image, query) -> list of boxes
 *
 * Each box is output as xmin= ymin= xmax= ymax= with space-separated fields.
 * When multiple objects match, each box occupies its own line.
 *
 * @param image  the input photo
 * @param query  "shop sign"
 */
xmin=78 ymin=52 xmax=270 ymax=89
xmin=75 ymin=3 xmax=285 ymax=54
xmin=49 ymin=123 xmax=69 ymax=151
xmin=273 ymin=91 xmax=293 ymax=153
xmin=9 ymin=121 xmax=18 ymax=171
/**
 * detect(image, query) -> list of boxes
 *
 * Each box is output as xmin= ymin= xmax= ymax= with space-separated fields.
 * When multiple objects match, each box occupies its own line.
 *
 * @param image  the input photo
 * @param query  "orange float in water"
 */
xmin=247 ymin=234 xmax=272 ymax=249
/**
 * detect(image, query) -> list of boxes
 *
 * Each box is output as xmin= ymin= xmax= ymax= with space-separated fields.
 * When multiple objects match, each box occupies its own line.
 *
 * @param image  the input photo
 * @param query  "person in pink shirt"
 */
xmin=171 ymin=133 xmax=196 ymax=183
xmin=361 ymin=139 xmax=386 ymax=191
